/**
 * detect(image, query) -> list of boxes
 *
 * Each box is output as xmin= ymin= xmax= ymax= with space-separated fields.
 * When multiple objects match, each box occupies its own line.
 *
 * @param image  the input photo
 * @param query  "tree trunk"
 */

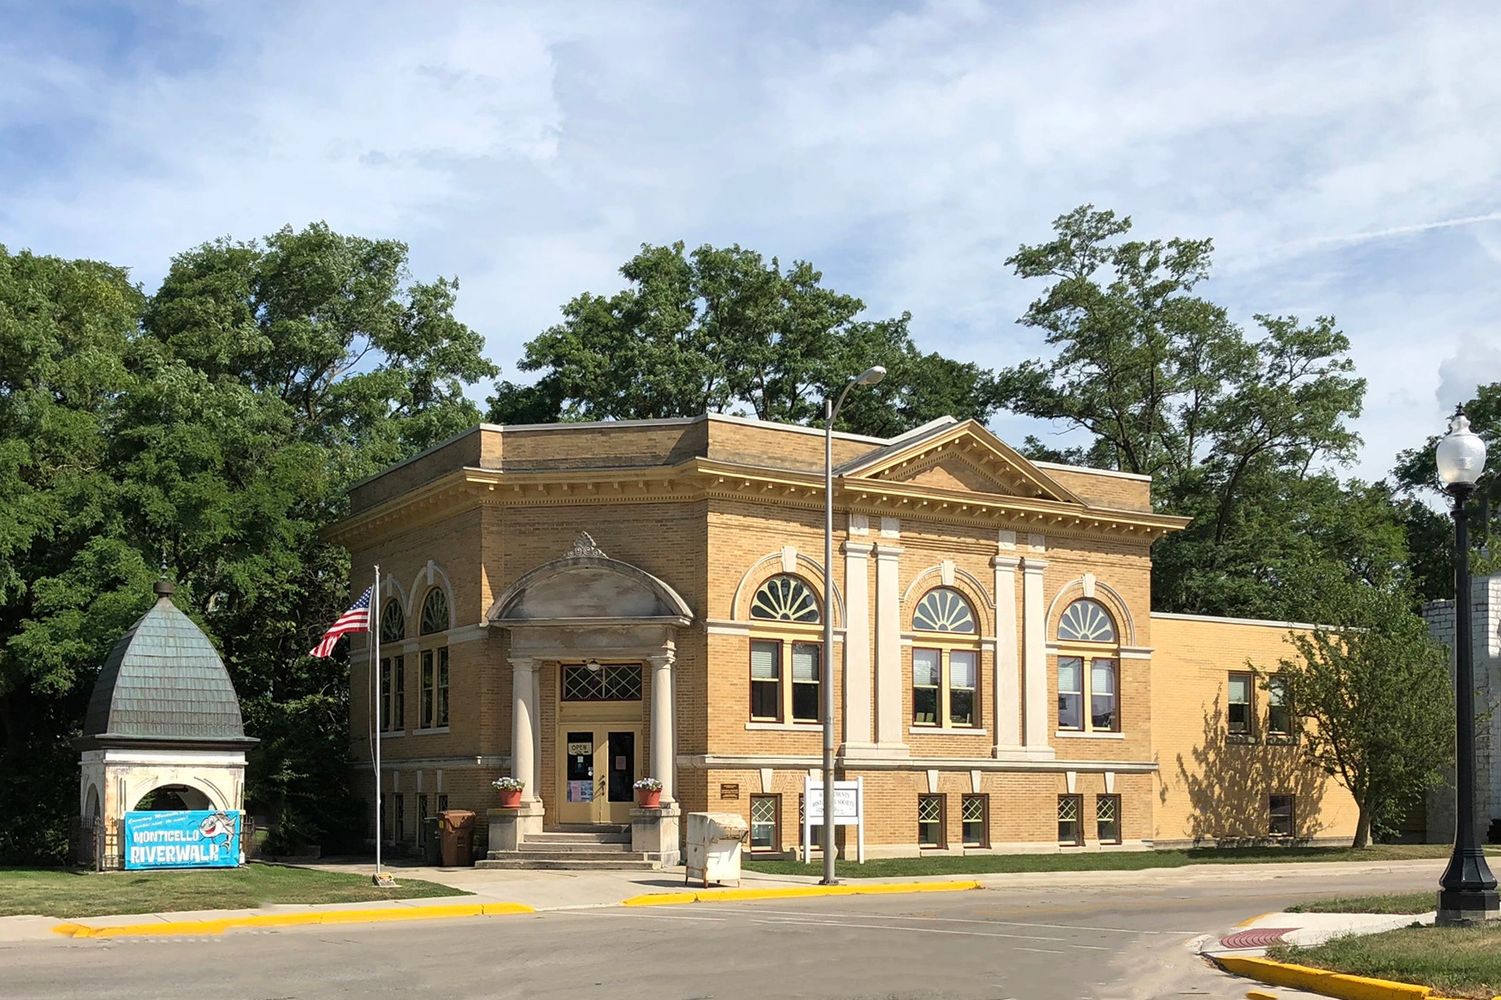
xmin=1352 ymin=804 xmax=1373 ymax=849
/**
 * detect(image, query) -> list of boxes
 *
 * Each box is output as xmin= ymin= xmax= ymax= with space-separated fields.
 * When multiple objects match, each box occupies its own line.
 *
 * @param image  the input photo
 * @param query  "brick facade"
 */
xmin=328 ymin=413 xmax=1358 ymax=858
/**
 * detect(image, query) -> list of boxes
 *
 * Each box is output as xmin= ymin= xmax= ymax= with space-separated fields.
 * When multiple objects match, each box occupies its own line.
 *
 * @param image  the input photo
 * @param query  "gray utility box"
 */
xmin=685 ymin=811 xmax=749 ymax=887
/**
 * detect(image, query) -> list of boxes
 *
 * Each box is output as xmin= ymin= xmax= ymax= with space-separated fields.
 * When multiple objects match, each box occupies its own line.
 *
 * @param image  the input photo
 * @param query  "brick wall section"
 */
xmin=1150 ymin=613 xmax=1358 ymax=846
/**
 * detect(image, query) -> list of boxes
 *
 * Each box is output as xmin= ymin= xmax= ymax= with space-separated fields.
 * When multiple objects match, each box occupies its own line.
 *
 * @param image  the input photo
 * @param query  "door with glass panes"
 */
xmin=556 ymin=662 xmax=643 ymax=825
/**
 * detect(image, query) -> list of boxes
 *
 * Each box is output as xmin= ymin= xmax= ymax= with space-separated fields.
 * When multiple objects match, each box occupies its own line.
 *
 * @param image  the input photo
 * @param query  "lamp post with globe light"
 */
xmin=1435 ymin=405 xmax=1499 ymax=925
xmin=820 ymin=365 xmax=886 ymax=885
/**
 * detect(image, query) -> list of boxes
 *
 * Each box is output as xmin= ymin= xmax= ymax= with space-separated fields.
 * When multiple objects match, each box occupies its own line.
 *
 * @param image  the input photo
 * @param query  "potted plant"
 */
xmin=492 ymin=776 xmax=525 ymax=808
xmin=633 ymin=777 xmax=663 ymax=808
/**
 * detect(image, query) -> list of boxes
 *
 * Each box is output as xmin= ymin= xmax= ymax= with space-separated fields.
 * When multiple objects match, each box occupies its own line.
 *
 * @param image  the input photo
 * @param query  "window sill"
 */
xmin=1054 ymin=730 xmax=1124 ymax=739
xmin=909 ymin=726 xmax=990 ymax=736
xmin=746 ymin=721 xmax=822 ymax=731
xmin=411 ymin=726 xmax=451 ymax=736
xmin=379 ymin=731 xmax=403 ymax=739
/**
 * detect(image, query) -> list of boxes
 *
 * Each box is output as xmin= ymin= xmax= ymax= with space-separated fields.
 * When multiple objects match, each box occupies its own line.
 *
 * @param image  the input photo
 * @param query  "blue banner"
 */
xmin=123 ymin=810 xmax=241 ymax=870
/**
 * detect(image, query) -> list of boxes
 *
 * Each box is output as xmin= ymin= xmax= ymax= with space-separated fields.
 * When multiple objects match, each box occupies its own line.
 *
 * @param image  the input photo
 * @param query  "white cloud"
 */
xmin=3 ymin=0 xmax=1501 ymax=480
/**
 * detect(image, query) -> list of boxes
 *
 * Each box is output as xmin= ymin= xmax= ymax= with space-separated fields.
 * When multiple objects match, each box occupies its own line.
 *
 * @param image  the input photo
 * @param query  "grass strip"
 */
xmin=1269 ymin=922 xmax=1501 ymax=1000
xmin=1285 ymin=891 xmax=1436 ymax=914
xmin=0 ymin=863 xmax=464 ymax=918
xmin=743 ymin=843 xmax=1464 ymax=879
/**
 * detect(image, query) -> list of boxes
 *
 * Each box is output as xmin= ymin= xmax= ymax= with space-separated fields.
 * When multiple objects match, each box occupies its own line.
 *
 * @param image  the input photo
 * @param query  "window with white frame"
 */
xmin=1056 ymin=599 xmax=1120 ymax=733
xmin=418 ymin=588 xmax=450 ymax=729
xmin=1266 ymin=676 xmax=1293 ymax=738
xmin=1228 ymin=672 xmax=1254 ymax=737
xmin=961 ymin=794 xmax=988 ymax=848
xmin=747 ymin=576 xmax=823 ymax=724
xmin=750 ymin=794 xmax=779 ymax=852
xmin=918 ymin=794 xmax=945 ymax=848
xmin=379 ymin=600 xmax=406 ymax=731
xmin=912 ymin=587 xmax=981 ymax=729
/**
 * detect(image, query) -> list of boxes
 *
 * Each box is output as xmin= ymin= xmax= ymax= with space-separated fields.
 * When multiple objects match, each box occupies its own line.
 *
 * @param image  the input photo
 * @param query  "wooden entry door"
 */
xmin=558 ymin=726 xmax=638 ymax=825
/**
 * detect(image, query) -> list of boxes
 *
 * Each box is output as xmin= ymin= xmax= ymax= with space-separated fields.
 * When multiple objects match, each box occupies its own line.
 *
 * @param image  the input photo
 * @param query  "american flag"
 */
xmin=309 ymin=586 xmax=373 ymax=658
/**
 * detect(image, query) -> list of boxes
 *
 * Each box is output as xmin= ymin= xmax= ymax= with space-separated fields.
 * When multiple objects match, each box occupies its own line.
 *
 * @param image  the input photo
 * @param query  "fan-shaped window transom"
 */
xmin=750 ymin=575 xmax=820 ymax=624
xmin=1058 ymin=599 xmax=1116 ymax=643
xmin=379 ymin=600 xmax=406 ymax=643
xmin=420 ymin=588 xmax=450 ymax=635
xmin=913 ymin=587 xmax=976 ymax=633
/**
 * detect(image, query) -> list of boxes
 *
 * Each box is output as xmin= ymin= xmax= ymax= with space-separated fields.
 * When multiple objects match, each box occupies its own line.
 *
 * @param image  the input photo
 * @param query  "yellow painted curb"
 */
xmin=1216 ymin=954 xmax=1433 ymax=1000
xmin=1236 ymin=911 xmax=1276 ymax=928
xmin=621 ymin=879 xmax=983 ymax=907
xmin=52 ymin=901 xmax=532 ymax=939
xmin=1247 ymin=991 xmax=1278 ymax=1000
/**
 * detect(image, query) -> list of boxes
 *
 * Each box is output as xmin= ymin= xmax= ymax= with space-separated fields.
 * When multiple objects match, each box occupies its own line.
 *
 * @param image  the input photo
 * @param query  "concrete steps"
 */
xmin=479 ymin=825 xmax=658 ymax=871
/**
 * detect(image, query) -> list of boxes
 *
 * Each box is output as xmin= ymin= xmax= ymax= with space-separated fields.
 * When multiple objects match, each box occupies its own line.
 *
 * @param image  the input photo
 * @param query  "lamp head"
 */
xmin=1436 ymin=405 xmax=1487 ymax=490
xmin=855 ymin=365 xmax=887 ymax=386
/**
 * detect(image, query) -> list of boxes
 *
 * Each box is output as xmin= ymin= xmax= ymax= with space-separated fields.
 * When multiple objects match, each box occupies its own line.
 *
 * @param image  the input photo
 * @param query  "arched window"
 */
xmin=913 ymin=587 xmax=976 ymax=634
xmin=747 ymin=575 xmax=822 ymax=724
xmin=1056 ymin=599 xmax=1119 ymax=734
xmin=378 ymin=599 xmax=407 ymax=733
xmin=380 ymin=600 xmax=406 ymax=642
xmin=1058 ymin=598 xmax=1116 ymax=643
xmin=911 ymin=588 xmax=981 ymax=729
xmin=750 ymin=575 xmax=821 ymax=624
xmin=420 ymin=588 xmax=449 ymax=635
xmin=418 ymin=588 xmax=450 ymax=730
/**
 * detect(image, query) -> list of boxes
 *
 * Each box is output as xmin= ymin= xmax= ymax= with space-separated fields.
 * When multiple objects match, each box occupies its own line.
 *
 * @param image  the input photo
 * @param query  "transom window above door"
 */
xmin=750 ymin=575 xmax=821 ymax=623
xmin=562 ymin=662 xmax=643 ymax=702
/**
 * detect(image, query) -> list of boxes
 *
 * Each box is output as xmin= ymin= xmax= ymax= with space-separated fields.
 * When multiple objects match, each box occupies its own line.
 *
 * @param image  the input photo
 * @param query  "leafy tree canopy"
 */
xmin=1264 ymin=579 xmax=1454 ymax=847
xmin=999 ymin=206 xmax=1398 ymax=618
xmin=487 ymin=241 xmax=1002 ymax=437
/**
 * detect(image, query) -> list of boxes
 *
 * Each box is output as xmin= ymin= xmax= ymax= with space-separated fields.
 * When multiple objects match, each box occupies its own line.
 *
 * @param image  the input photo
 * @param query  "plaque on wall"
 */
xmin=720 ymin=783 xmax=740 ymax=800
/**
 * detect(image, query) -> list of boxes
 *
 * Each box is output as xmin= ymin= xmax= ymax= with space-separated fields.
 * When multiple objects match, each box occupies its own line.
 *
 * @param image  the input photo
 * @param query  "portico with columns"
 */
xmin=482 ymin=531 xmax=691 ymax=864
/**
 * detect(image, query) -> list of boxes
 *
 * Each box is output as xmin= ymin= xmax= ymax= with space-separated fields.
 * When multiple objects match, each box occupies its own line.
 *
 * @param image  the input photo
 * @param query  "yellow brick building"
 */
xmin=327 ymin=414 xmax=1358 ymax=861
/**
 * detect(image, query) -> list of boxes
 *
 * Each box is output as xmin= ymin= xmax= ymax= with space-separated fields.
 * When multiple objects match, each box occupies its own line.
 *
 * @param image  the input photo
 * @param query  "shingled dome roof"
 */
xmin=82 ymin=581 xmax=255 ymax=747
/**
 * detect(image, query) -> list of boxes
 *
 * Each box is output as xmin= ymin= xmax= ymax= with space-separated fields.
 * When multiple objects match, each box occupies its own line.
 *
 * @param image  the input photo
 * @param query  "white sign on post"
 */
xmin=802 ymin=776 xmax=864 ymax=863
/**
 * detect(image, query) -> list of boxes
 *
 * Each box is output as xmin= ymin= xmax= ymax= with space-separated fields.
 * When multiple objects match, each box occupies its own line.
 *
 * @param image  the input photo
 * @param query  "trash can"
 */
xmin=685 ymin=812 xmax=749 ymax=887
xmin=438 ymin=809 xmax=475 ymax=867
xmin=422 ymin=816 xmax=441 ymax=865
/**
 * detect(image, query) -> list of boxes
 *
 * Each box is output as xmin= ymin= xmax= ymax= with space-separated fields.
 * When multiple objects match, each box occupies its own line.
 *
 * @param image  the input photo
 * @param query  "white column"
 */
xmin=510 ymin=657 xmax=540 ymax=801
xmin=649 ymin=651 xmax=676 ymax=803
xmin=992 ymin=552 xmax=1022 ymax=754
xmin=874 ymin=534 xmax=906 ymax=750
xmin=1021 ymin=544 xmax=1051 ymax=755
xmin=841 ymin=538 xmax=874 ymax=749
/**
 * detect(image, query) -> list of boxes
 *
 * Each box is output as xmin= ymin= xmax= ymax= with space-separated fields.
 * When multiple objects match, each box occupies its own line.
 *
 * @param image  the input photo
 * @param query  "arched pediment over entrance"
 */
xmin=486 ymin=532 xmax=693 ymax=627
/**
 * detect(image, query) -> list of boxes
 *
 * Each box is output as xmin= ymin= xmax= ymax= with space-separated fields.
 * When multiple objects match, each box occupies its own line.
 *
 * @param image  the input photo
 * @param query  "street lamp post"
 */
xmin=822 ymin=365 xmax=886 ymax=886
xmin=1435 ymin=405 xmax=1499 ymax=925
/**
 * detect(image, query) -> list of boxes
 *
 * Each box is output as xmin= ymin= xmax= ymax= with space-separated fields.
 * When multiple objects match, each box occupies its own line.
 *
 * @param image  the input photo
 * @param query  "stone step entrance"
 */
xmin=477 ymin=824 xmax=660 ymax=871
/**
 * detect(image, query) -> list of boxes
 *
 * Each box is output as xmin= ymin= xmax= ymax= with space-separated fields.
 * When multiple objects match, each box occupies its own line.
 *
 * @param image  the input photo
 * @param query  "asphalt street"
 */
xmin=5 ymin=866 xmax=1438 ymax=1000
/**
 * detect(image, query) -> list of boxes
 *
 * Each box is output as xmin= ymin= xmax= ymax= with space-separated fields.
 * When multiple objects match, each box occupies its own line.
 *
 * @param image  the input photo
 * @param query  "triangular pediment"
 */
xmin=839 ymin=420 xmax=1084 ymax=505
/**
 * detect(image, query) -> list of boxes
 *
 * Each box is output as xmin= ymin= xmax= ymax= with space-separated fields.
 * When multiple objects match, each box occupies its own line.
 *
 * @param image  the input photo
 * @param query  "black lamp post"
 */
xmin=1435 ymin=405 xmax=1499 ymax=925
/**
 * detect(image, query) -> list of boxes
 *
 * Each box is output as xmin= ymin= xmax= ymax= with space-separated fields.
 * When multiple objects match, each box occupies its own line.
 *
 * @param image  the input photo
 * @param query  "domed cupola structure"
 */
xmin=77 ymin=580 xmax=256 ymax=868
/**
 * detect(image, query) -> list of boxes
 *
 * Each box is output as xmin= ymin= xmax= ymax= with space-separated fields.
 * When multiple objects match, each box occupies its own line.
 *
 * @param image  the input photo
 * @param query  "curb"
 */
xmin=1213 ymin=953 xmax=1473 ymax=1000
xmin=621 ymin=879 xmax=983 ymax=907
xmin=52 ymin=901 xmax=534 ymax=939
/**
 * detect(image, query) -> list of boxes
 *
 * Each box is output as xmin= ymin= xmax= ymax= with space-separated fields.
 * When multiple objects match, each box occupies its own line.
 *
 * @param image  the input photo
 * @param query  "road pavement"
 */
xmin=5 ymin=864 xmax=1439 ymax=999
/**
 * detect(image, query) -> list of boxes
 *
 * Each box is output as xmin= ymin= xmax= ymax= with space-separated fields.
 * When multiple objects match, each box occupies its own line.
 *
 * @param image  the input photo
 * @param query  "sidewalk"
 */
xmin=0 ymin=855 xmax=1450 ymax=944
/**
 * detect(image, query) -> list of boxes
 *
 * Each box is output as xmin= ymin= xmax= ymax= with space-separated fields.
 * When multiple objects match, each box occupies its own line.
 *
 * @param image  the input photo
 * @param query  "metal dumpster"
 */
xmin=438 ymin=809 xmax=475 ymax=867
xmin=685 ymin=811 xmax=749 ymax=887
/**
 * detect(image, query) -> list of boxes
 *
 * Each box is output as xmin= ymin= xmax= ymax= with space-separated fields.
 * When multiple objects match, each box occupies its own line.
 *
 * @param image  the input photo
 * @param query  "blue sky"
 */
xmin=4 ymin=0 xmax=1501 ymax=480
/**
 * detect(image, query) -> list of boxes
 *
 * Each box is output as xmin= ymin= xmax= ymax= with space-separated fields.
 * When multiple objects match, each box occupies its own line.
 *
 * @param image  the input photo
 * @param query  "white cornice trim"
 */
xmin=1033 ymin=460 xmax=1153 ymax=483
xmin=677 ymin=753 xmax=1157 ymax=774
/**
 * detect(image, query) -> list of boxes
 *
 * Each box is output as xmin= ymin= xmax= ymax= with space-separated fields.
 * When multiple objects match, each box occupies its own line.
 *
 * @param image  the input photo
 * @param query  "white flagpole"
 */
xmin=372 ymin=565 xmax=383 ymax=881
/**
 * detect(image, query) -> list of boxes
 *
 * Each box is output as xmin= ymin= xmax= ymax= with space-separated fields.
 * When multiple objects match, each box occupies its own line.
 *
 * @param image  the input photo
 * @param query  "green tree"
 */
xmin=1390 ymin=384 xmax=1501 ymax=602
xmin=488 ymin=241 xmax=1002 ymax=435
xmin=999 ymin=206 xmax=1400 ymax=618
xmin=1265 ymin=580 xmax=1454 ymax=847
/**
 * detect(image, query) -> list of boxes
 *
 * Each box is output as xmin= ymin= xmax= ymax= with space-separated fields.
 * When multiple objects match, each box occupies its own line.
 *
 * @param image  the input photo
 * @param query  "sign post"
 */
xmin=802 ymin=776 xmax=864 ymax=863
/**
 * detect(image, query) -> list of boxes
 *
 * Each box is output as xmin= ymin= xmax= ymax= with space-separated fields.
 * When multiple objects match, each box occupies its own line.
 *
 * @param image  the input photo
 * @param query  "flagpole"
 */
xmin=372 ymin=564 xmax=383 ymax=882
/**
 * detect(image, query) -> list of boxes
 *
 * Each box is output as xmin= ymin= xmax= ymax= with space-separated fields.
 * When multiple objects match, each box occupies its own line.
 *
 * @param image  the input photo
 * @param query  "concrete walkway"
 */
xmin=0 ymin=856 xmax=1448 ymax=944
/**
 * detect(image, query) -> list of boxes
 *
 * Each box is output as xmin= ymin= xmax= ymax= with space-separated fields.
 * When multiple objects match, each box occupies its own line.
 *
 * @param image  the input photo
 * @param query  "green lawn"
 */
xmin=0 ymin=863 xmax=465 ymax=919
xmin=1270 ymin=923 xmax=1501 ymax=1000
xmin=1286 ymin=891 xmax=1437 ymax=914
xmin=742 ymin=843 xmax=1464 ymax=879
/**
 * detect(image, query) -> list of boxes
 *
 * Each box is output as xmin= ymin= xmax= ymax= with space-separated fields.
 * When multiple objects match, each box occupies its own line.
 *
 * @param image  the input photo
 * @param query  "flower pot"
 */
xmin=498 ymin=789 xmax=522 ymax=809
xmin=636 ymin=789 xmax=662 ymax=809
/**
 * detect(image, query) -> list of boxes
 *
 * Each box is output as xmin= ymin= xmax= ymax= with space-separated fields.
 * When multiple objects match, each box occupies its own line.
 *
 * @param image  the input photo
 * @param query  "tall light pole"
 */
xmin=822 ymin=364 xmax=886 ymax=886
xmin=1435 ymin=405 xmax=1499 ymax=925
